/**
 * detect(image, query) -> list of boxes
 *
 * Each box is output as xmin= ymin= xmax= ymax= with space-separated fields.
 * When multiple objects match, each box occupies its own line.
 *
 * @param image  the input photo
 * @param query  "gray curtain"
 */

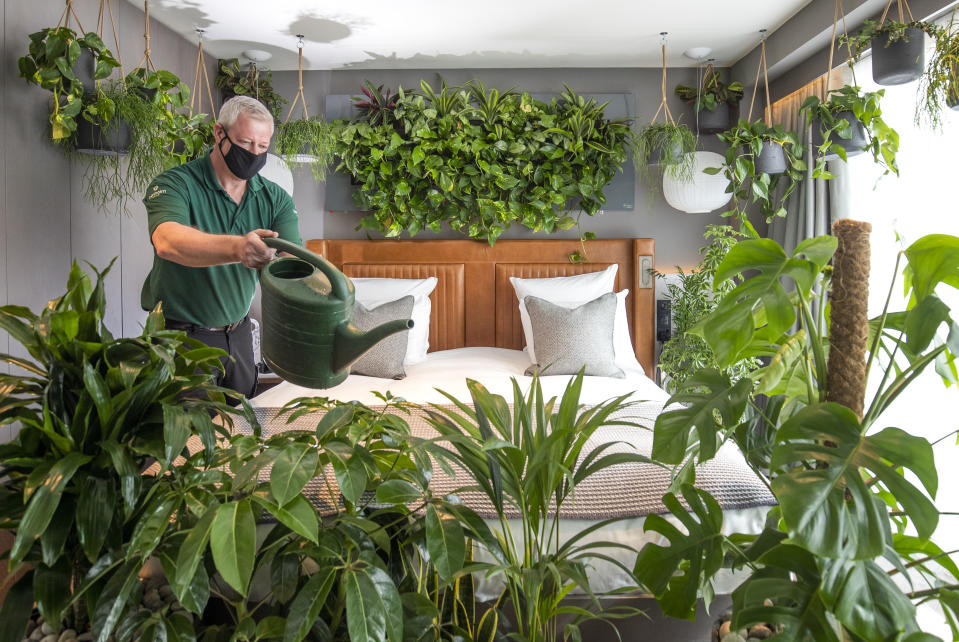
xmin=767 ymin=70 xmax=852 ymax=252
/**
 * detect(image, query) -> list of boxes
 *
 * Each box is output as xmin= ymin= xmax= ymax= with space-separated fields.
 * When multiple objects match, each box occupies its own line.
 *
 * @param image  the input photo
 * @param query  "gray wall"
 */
xmin=271 ymin=67 xmax=747 ymax=271
xmin=1 ymin=0 xmax=212 ymax=439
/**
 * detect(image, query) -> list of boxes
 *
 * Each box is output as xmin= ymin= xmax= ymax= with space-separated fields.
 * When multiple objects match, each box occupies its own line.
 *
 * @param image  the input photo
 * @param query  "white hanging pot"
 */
xmin=662 ymin=151 xmax=731 ymax=213
xmin=258 ymin=153 xmax=295 ymax=197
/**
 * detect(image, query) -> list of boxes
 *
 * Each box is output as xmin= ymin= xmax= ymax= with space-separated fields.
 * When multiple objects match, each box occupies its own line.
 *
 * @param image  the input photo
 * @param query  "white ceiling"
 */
xmin=136 ymin=0 xmax=814 ymax=71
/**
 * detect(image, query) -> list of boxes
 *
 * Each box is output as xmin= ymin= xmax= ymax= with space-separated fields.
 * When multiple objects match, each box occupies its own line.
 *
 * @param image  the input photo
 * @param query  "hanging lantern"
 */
xmin=259 ymin=153 xmax=294 ymax=197
xmin=662 ymin=151 xmax=731 ymax=213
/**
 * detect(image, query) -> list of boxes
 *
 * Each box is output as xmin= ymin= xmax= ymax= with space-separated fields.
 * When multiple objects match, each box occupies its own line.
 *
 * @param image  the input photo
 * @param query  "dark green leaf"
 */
xmin=210 ymin=499 xmax=256 ymax=596
xmin=425 ymin=504 xmax=466 ymax=579
xmin=0 ymin=571 xmax=35 ymax=642
xmin=284 ymin=567 xmax=336 ymax=642
xmin=271 ymin=442 xmax=319 ymax=506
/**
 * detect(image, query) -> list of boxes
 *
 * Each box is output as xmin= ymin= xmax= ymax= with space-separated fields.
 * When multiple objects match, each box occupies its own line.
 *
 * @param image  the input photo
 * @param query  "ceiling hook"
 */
xmin=296 ymin=34 xmax=305 ymax=49
xmin=195 ymin=27 xmax=204 ymax=43
xmin=759 ymin=28 xmax=768 ymax=42
xmin=659 ymin=31 xmax=668 ymax=45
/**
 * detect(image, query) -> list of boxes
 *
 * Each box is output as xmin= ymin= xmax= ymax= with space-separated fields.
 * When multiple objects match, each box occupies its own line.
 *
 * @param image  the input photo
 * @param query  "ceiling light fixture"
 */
xmin=242 ymin=49 xmax=272 ymax=63
xmin=683 ymin=46 xmax=712 ymax=61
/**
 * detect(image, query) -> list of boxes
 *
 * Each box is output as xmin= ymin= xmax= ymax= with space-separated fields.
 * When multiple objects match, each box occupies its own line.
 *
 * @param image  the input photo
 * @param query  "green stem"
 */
xmin=864 ymin=251 xmax=902 ymax=378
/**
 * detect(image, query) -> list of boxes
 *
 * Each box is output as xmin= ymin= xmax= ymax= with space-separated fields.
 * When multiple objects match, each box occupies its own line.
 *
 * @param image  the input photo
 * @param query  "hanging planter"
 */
xmin=872 ymin=26 xmax=926 ymax=85
xmin=675 ymin=63 xmax=743 ymax=134
xmin=916 ymin=17 xmax=959 ymax=127
xmin=75 ymin=114 xmax=131 ymax=155
xmin=810 ymin=110 xmax=869 ymax=160
xmin=274 ymin=35 xmax=334 ymax=181
xmin=755 ymin=140 xmax=788 ymax=174
xmin=662 ymin=151 xmax=731 ymax=214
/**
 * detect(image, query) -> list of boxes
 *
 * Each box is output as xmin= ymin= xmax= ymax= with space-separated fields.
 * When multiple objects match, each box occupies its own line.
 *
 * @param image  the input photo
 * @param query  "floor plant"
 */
xmin=640 ymin=229 xmax=959 ymax=639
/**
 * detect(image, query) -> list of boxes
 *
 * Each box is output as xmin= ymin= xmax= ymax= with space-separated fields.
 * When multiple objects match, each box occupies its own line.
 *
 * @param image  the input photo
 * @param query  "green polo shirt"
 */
xmin=140 ymin=152 xmax=302 ymax=326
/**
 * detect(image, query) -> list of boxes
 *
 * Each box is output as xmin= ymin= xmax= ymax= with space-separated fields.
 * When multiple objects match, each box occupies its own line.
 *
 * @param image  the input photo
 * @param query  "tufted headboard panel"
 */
xmin=307 ymin=239 xmax=656 ymax=376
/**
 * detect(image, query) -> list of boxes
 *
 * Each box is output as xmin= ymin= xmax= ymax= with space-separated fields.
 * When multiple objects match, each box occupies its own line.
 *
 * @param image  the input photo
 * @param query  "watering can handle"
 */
xmin=262 ymin=237 xmax=352 ymax=301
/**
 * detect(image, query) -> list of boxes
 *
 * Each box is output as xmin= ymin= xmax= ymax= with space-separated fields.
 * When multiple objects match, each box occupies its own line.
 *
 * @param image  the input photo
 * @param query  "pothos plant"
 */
xmin=706 ymin=119 xmax=806 ymax=226
xmin=799 ymin=85 xmax=900 ymax=178
xmin=17 ymin=27 xmax=120 ymax=141
xmin=675 ymin=70 xmax=744 ymax=113
xmin=639 ymin=232 xmax=959 ymax=639
xmin=215 ymin=58 xmax=287 ymax=122
xmin=331 ymin=80 xmax=633 ymax=245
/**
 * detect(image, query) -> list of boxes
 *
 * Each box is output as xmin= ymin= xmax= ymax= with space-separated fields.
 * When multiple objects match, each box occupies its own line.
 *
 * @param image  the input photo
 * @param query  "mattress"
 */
xmin=252 ymin=347 xmax=776 ymax=600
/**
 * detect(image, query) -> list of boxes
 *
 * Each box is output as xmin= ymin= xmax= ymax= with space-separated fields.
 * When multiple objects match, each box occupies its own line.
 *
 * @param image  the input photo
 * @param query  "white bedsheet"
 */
xmin=252 ymin=347 xmax=770 ymax=600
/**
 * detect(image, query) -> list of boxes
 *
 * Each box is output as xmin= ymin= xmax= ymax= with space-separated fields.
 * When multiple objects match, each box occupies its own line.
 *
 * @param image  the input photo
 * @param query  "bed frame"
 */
xmin=307 ymin=238 xmax=656 ymax=377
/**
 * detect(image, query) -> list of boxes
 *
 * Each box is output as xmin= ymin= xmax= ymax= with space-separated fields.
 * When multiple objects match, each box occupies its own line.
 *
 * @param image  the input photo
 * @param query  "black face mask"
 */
xmin=218 ymin=129 xmax=268 ymax=180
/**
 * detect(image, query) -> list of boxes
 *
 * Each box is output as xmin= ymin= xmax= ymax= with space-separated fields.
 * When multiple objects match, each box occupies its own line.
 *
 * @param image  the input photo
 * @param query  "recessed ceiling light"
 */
xmin=242 ymin=49 xmax=272 ymax=62
xmin=683 ymin=47 xmax=712 ymax=60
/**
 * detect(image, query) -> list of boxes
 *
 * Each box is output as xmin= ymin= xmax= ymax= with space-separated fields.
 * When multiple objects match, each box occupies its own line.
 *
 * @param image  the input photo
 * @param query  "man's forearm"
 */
xmin=152 ymin=222 xmax=277 ymax=268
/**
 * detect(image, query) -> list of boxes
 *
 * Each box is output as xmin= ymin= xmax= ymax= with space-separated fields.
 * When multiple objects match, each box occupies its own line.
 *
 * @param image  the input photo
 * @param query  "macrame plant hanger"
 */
xmin=879 ymin=0 xmax=916 ymax=27
xmin=282 ymin=35 xmax=320 ymax=164
xmin=650 ymin=32 xmax=677 ymax=127
xmin=824 ymin=0 xmax=859 ymax=99
xmin=190 ymin=28 xmax=216 ymax=119
xmin=134 ymin=0 xmax=157 ymax=76
xmin=95 ymin=0 xmax=126 ymax=85
xmin=57 ymin=0 xmax=87 ymax=34
xmin=746 ymin=30 xmax=771 ymax=125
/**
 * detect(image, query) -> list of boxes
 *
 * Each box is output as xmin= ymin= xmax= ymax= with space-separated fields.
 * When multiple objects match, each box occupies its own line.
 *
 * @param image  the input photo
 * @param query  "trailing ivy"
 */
xmin=331 ymin=81 xmax=633 ymax=245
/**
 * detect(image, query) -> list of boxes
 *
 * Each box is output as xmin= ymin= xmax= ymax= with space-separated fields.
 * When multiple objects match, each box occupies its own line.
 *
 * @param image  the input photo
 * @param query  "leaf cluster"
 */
xmin=215 ymin=58 xmax=287 ymax=122
xmin=708 ymin=119 xmax=806 ymax=225
xmin=675 ymin=71 xmax=744 ymax=112
xmin=331 ymin=80 xmax=633 ymax=245
xmin=840 ymin=18 xmax=944 ymax=61
xmin=632 ymin=121 xmax=697 ymax=194
xmin=643 ymin=233 xmax=959 ymax=639
xmin=800 ymin=85 xmax=900 ymax=177
xmin=917 ymin=18 xmax=959 ymax=130
xmin=275 ymin=117 xmax=336 ymax=181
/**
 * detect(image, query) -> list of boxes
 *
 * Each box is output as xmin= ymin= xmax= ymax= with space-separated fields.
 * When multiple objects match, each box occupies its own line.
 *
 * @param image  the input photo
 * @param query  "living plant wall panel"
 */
xmin=272 ymin=67 xmax=747 ymax=269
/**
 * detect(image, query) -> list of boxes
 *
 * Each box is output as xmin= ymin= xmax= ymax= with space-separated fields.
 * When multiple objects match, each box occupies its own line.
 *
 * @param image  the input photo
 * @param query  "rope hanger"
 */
xmin=650 ymin=32 xmax=676 ymax=125
xmin=824 ymin=0 xmax=858 ymax=97
xmin=96 ymin=0 xmax=125 ymax=85
xmin=746 ymin=30 xmax=771 ymax=125
xmin=879 ymin=0 xmax=916 ymax=25
xmin=191 ymin=28 xmax=217 ymax=119
xmin=284 ymin=35 xmax=309 ymax=123
xmin=57 ymin=0 xmax=87 ymax=34
xmin=134 ymin=0 xmax=157 ymax=74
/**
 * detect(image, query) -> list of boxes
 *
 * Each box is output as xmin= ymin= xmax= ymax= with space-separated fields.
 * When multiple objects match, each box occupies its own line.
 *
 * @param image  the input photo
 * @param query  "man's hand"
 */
xmin=239 ymin=229 xmax=279 ymax=269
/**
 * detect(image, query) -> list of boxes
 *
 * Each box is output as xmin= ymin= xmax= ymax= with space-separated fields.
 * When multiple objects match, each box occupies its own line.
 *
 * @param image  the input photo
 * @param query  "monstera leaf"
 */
xmin=771 ymin=403 xmax=938 ymax=560
xmin=705 ymin=236 xmax=837 ymax=367
xmin=634 ymin=485 xmax=726 ymax=620
xmin=652 ymin=369 xmax=752 ymax=464
xmin=904 ymin=234 xmax=959 ymax=302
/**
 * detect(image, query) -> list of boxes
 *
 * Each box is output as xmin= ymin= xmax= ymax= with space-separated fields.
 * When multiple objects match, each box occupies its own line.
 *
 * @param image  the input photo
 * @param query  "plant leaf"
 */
xmin=210 ymin=499 xmax=256 ymax=596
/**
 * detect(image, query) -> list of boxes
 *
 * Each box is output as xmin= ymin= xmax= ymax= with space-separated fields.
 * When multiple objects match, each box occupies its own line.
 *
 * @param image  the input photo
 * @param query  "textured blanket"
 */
xmin=242 ymin=402 xmax=776 ymax=520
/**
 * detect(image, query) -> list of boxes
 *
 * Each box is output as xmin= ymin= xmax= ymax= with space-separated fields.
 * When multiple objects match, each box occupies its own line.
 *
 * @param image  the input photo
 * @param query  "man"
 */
xmin=141 ymin=96 xmax=302 ymax=401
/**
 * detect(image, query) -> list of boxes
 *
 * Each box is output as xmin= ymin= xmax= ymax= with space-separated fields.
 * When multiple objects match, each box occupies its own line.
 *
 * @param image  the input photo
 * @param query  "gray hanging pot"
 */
xmin=73 ymin=49 xmax=97 ymax=91
xmin=695 ymin=103 xmax=730 ymax=133
xmin=75 ymin=118 xmax=132 ymax=155
xmin=948 ymin=84 xmax=959 ymax=111
xmin=755 ymin=140 xmax=787 ymax=174
xmin=872 ymin=27 xmax=925 ymax=86
xmin=811 ymin=111 xmax=867 ymax=161
xmin=650 ymin=139 xmax=685 ymax=166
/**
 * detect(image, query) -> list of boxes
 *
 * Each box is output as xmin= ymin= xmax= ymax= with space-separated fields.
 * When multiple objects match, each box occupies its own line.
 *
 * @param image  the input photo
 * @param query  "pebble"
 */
xmin=57 ymin=631 xmax=77 ymax=642
xmin=142 ymin=588 xmax=163 ymax=610
xmin=40 ymin=634 xmax=58 ymax=642
xmin=719 ymin=621 xmax=731 ymax=637
xmin=748 ymin=624 xmax=772 ymax=639
xmin=77 ymin=635 xmax=93 ymax=642
xmin=40 ymin=624 xmax=55 ymax=636
xmin=721 ymin=634 xmax=746 ymax=642
xmin=28 ymin=630 xmax=43 ymax=641
xmin=158 ymin=585 xmax=174 ymax=600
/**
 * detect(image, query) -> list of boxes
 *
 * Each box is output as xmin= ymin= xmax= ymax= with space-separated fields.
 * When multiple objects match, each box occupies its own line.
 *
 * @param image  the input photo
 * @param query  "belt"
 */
xmin=166 ymin=317 xmax=247 ymax=333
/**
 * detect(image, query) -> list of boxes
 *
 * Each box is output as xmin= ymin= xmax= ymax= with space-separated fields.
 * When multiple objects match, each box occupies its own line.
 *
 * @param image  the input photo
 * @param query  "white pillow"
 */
xmin=350 ymin=277 xmax=437 ymax=364
xmin=509 ymin=266 xmax=640 ymax=370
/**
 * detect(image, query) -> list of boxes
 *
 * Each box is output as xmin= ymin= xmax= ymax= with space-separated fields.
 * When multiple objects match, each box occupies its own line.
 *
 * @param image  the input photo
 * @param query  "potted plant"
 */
xmin=675 ymin=67 xmax=744 ymax=133
xmin=842 ymin=16 xmax=943 ymax=85
xmin=640 ymin=229 xmax=959 ymax=638
xmin=632 ymin=121 xmax=697 ymax=197
xmin=17 ymin=27 xmax=120 ymax=142
xmin=351 ymin=80 xmax=402 ymax=125
xmin=800 ymin=85 xmax=899 ymax=177
xmin=708 ymin=119 xmax=806 ymax=225
xmin=214 ymin=57 xmax=286 ymax=122
xmin=917 ymin=16 xmax=959 ymax=128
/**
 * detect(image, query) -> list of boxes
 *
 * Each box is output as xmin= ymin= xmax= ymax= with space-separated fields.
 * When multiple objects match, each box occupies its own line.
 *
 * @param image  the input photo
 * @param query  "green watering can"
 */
xmin=260 ymin=238 xmax=413 ymax=389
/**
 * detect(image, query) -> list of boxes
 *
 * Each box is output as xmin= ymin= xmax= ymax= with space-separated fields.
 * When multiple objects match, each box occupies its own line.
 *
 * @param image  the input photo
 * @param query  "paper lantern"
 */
xmin=662 ymin=151 xmax=731 ymax=214
xmin=258 ymin=153 xmax=294 ymax=197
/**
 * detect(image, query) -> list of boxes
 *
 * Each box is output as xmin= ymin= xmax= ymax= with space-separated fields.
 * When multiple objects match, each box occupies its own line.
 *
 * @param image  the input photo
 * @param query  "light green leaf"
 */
xmin=271 ymin=442 xmax=319 ymax=506
xmin=425 ymin=504 xmax=465 ymax=579
xmin=210 ymin=499 xmax=256 ymax=596
xmin=904 ymin=234 xmax=959 ymax=302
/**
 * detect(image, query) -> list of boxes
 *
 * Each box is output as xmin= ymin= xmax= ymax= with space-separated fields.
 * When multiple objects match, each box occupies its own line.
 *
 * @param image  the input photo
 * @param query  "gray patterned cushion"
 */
xmin=350 ymin=296 xmax=414 ymax=379
xmin=523 ymin=293 xmax=624 ymax=378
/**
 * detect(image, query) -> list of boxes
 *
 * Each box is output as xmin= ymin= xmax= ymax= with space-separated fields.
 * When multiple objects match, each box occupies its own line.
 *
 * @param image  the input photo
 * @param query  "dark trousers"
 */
xmin=171 ymin=317 xmax=258 ymax=404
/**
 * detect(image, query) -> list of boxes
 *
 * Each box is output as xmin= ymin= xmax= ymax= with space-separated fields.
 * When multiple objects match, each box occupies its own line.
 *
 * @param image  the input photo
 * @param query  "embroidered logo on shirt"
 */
xmin=148 ymin=184 xmax=167 ymax=199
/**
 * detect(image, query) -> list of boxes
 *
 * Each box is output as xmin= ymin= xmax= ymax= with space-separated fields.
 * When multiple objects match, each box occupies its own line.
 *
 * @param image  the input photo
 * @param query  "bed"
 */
xmin=249 ymin=237 xmax=776 ymax=601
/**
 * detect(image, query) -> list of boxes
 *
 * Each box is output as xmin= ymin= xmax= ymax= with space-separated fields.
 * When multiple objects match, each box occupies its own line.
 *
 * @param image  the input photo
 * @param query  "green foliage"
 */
xmin=275 ymin=117 xmax=335 ymax=181
xmin=800 ymin=85 xmax=900 ymax=177
xmin=632 ymin=121 xmax=697 ymax=189
xmin=331 ymin=81 xmax=633 ymax=245
xmin=352 ymin=80 xmax=402 ymax=125
xmin=0 ymin=260 xmax=243 ymax=634
xmin=215 ymin=58 xmax=287 ymax=122
xmin=645 ymin=232 xmax=959 ymax=639
xmin=675 ymin=70 xmax=744 ymax=112
xmin=17 ymin=27 xmax=120 ymax=141
xmin=709 ymin=119 xmax=806 ymax=224
xmin=840 ymin=18 xmax=944 ymax=62
xmin=917 ymin=18 xmax=959 ymax=130
xmin=655 ymin=225 xmax=758 ymax=393
xmin=424 ymin=373 xmax=651 ymax=641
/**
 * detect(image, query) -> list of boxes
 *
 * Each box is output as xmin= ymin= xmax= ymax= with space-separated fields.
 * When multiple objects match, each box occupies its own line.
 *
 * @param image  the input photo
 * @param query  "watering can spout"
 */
xmin=333 ymin=318 xmax=415 ymax=372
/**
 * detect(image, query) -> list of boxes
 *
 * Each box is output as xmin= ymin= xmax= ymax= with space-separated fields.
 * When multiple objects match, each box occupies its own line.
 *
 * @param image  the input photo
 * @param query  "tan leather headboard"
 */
xmin=307 ymin=239 xmax=656 ymax=377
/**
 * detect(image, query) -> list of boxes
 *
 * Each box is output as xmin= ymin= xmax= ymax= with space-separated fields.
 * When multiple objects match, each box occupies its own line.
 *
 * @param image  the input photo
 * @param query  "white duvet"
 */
xmin=253 ymin=347 xmax=770 ymax=599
